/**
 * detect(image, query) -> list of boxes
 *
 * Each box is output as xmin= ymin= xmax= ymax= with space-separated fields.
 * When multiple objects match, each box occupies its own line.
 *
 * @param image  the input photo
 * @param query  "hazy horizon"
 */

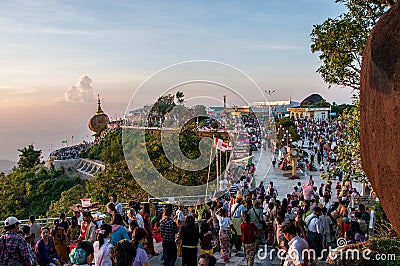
xmin=0 ymin=0 xmax=353 ymax=161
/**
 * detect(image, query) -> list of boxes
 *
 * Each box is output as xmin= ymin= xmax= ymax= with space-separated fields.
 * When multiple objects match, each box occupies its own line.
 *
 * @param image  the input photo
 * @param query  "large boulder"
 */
xmin=360 ymin=2 xmax=400 ymax=234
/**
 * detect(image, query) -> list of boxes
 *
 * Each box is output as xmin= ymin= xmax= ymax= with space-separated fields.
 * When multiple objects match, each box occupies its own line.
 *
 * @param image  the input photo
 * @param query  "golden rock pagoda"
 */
xmin=88 ymin=95 xmax=109 ymax=135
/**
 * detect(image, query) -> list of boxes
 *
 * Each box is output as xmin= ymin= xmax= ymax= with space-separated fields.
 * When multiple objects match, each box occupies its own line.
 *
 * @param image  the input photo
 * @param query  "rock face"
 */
xmin=360 ymin=2 xmax=400 ymax=234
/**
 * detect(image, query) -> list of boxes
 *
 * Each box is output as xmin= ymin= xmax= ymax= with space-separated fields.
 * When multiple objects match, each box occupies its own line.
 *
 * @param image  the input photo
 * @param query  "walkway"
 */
xmin=148 ymin=140 xmax=363 ymax=265
xmin=149 ymin=243 xmax=281 ymax=266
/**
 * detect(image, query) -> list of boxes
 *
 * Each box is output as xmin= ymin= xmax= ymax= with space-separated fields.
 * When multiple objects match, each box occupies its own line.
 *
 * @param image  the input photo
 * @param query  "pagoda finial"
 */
xmin=96 ymin=94 xmax=104 ymax=114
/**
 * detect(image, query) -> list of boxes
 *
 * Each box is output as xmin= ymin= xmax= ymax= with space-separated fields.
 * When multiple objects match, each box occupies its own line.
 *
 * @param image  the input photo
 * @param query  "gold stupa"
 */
xmin=88 ymin=95 xmax=109 ymax=135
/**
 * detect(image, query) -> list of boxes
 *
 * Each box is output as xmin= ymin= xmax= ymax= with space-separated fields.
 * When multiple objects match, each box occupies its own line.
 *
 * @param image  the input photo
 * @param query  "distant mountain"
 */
xmin=0 ymin=160 xmax=16 ymax=174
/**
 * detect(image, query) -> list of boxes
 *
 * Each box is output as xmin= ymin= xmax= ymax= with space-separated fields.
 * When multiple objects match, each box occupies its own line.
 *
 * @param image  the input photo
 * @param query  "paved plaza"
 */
xmin=149 ymin=140 xmax=362 ymax=265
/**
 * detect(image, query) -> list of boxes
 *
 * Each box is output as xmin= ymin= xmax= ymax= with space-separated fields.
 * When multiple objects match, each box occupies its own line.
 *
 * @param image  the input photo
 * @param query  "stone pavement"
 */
xmin=252 ymin=141 xmax=363 ymax=202
xmin=149 ymin=242 xmax=281 ymax=266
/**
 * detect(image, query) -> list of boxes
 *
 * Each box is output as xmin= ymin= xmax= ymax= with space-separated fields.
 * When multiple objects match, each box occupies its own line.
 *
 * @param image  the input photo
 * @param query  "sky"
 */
xmin=0 ymin=0 xmax=353 ymax=162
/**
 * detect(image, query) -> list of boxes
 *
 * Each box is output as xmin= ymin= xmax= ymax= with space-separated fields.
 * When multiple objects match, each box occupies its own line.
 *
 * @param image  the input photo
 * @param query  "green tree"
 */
xmin=330 ymin=102 xmax=353 ymax=116
xmin=310 ymin=0 xmax=393 ymax=89
xmin=150 ymin=94 xmax=176 ymax=126
xmin=275 ymin=118 xmax=300 ymax=146
xmin=17 ymin=145 xmax=41 ymax=169
xmin=323 ymin=101 xmax=367 ymax=183
xmin=311 ymin=0 xmax=393 ymax=183
xmin=47 ymin=183 xmax=86 ymax=217
xmin=176 ymin=91 xmax=185 ymax=105
xmin=0 ymin=166 xmax=80 ymax=220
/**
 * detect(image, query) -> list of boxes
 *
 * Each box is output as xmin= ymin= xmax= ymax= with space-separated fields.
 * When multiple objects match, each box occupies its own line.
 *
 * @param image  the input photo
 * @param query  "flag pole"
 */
xmin=219 ymin=149 xmax=222 ymax=187
xmin=216 ymin=144 xmax=219 ymax=194
xmin=206 ymin=135 xmax=215 ymax=197
xmin=226 ymin=149 xmax=228 ymax=175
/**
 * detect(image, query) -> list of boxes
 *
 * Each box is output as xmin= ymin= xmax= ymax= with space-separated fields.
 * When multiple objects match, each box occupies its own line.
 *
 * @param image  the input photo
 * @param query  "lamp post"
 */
xmin=264 ymin=90 xmax=276 ymax=120
xmin=264 ymin=90 xmax=275 ymax=149
xmin=282 ymin=130 xmax=292 ymax=147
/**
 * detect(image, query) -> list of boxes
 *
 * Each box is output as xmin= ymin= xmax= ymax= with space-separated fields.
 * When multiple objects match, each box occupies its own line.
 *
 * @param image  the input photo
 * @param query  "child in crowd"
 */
xmin=200 ymin=222 xmax=214 ymax=255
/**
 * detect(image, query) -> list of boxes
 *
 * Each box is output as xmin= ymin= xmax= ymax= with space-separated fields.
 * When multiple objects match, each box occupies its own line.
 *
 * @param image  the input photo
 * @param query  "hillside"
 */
xmin=81 ymin=122 xmax=230 ymax=204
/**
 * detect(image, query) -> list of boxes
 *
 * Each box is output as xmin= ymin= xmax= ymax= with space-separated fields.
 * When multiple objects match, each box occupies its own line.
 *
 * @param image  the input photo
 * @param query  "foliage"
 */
xmin=310 ymin=0 xmax=392 ymax=89
xmin=83 ymin=125 xmax=218 ymax=207
xmin=80 ymin=130 xmax=123 ymax=164
xmin=149 ymin=94 xmax=176 ymax=126
xmin=367 ymin=237 xmax=400 ymax=265
xmin=47 ymin=183 xmax=86 ymax=217
xmin=86 ymin=161 xmax=149 ymax=209
xmin=331 ymin=102 xmax=353 ymax=116
xmin=339 ymin=101 xmax=366 ymax=182
xmin=175 ymin=91 xmax=184 ymax=104
xmin=145 ymin=120 xmax=229 ymax=187
xmin=329 ymin=237 xmax=400 ymax=266
xmin=17 ymin=145 xmax=42 ymax=169
xmin=81 ymin=128 xmax=149 ymax=206
xmin=370 ymin=201 xmax=398 ymax=238
xmin=0 ymin=165 xmax=80 ymax=220
xmin=313 ymin=99 xmax=331 ymax=107
xmin=312 ymin=0 xmax=392 ymax=183
xmin=275 ymin=118 xmax=300 ymax=146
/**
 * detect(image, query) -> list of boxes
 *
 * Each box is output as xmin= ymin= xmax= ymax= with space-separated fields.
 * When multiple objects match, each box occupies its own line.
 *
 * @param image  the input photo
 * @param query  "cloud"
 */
xmin=64 ymin=75 xmax=96 ymax=103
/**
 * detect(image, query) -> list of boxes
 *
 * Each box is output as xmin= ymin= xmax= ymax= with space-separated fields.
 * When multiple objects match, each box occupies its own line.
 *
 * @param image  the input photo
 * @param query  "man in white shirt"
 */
xmin=305 ymin=207 xmax=323 ymax=259
xmin=175 ymin=203 xmax=185 ymax=228
xmin=111 ymin=194 xmax=123 ymax=214
xmin=282 ymin=223 xmax=309 ymax=266
xmin=29 ymin=215 xmax=41 ymax=243
xmin=321 ymin=195 xmax=332 ymax=210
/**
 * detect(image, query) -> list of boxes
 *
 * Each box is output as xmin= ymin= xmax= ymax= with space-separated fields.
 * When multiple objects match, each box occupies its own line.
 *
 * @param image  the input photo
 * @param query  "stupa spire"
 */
xmin=96 ymin=94 xmax=104 ymax=114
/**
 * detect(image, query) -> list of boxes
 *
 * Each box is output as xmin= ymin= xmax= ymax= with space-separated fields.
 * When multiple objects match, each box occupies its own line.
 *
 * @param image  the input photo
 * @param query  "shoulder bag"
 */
xmin=252 ymin=208 xmax=267 ymax=230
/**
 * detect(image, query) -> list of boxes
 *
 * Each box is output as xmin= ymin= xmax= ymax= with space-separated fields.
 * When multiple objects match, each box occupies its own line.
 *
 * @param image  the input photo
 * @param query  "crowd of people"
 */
xmin=1 ymin=117 xmax=375 ymax=266
xmin=49 ymin=142 xmax=92 ymax=161
xmin=0 ymin=176 xmax=372 ymax=266
xmin=49 ymin=120 xmax=123 ymax=161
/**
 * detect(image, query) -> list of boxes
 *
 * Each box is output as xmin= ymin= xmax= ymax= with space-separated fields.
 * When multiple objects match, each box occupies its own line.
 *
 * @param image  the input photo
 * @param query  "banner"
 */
xmin=213 ymin=137 xmax=232 ymax=151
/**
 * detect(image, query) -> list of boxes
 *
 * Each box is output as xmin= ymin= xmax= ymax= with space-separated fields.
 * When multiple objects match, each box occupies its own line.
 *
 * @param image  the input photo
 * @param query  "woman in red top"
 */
xmin=140 ymin=203 xmax=156 ymax=255
xmin=240 ymin=213 xmax=258 ymax=266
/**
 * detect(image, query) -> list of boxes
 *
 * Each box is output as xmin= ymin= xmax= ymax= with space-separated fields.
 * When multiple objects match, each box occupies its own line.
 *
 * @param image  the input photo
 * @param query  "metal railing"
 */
xmin=0 ymin=217 xmax=61 ymax=230
xmin=351 ymin=195 xmax=377 ymax=208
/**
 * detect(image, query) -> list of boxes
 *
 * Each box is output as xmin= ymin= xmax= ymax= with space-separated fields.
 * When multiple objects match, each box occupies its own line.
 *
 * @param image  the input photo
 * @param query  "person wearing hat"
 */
xmin=0 ymin=216 xmax=32 ymax=266
xmin=195 ymin=199 xmax=211 ymax=223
